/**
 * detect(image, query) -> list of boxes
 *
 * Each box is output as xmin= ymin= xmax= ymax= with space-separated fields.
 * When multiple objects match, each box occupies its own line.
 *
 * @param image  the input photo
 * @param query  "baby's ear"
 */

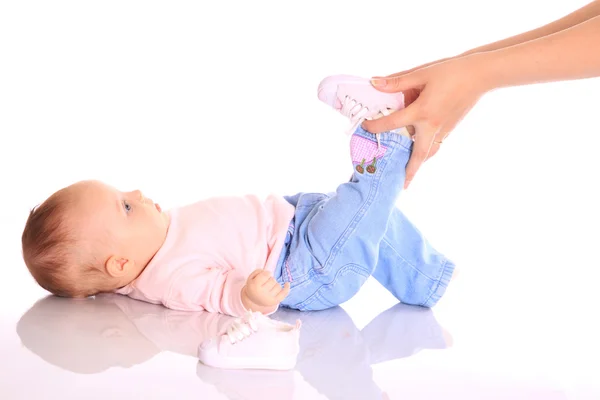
xmin=105 ymin=256 xmax=133 ymax=277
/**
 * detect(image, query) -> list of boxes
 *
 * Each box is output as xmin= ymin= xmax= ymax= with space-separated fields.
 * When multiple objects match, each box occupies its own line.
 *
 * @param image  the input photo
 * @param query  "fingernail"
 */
xmin=371 ymin=78 xmax=387 ymax=88
xmin=404 ymin=180 xmax=411 ymax=189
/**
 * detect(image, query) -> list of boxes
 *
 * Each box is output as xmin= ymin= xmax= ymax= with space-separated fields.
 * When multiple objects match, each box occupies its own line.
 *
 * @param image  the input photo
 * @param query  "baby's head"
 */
xmin=16 ymin=295 xmax=160 ymax=373
xmin=21 ymin=180 xmax=170 ymax=297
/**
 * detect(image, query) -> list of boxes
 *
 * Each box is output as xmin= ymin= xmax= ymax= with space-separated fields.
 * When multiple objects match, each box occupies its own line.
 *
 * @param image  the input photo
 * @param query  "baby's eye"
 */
xmin=123 ymin=201 xmax=132 ymax=213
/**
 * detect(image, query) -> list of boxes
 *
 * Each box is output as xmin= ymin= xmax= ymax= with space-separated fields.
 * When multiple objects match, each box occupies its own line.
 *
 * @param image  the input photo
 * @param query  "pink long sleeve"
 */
xmin=165 ymin=263 xmax=248 ymax=316
xmin=115 ymin=194 xmax=295 ymax=317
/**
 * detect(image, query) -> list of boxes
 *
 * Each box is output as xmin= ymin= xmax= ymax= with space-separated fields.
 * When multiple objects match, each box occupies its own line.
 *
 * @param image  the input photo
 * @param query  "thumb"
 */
xmin=362 ymin=103 xmax=418 ymax=134
xmin=370 ymin=71 xmax=422 ymax=93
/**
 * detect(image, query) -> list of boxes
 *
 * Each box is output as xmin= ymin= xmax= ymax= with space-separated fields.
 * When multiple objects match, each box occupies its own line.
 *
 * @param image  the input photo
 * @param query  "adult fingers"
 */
xmin=370 ymin=70 xmax=423 ymax=94
xmin=404 ymin=124 xmax=438 ymax=189
xmin=362 ymin=103 xmax=419 ymax=134
xmin=425 ymin=142 xmax=442 ymax=161
xmin=424 ymin=132 xmax=449 ymax=161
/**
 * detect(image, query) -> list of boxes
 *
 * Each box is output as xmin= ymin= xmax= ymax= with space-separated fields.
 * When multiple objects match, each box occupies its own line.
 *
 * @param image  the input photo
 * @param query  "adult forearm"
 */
xmin=476 ymin=15 xmax=600 ymax=90
xmin=462 ymin=1 xmax=600 ymax=55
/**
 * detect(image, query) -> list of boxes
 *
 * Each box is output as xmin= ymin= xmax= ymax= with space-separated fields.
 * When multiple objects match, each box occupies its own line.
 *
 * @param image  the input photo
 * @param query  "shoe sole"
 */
xmin=198 ymin=350 xmax=297 ymax=371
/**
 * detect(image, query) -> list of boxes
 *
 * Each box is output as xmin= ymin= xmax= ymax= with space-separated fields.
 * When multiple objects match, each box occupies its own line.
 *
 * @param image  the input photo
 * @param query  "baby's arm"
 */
xmin=166 ymin=264 xmax=249 ymax=317
xmin=241 ymin=269 xmax=290 ymax=315
xmin=166 ymin=264 xmax=290 ymax=317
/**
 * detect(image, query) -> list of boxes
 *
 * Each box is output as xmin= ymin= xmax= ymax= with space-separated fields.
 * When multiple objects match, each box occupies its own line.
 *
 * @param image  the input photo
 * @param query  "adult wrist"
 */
xmin=464 ymin=51 xmax=502 ymax=94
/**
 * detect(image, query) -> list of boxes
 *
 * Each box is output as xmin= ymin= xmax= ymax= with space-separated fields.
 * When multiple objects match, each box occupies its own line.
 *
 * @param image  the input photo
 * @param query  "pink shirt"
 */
xmin=115 ymin=194 xmax=295 ymax=317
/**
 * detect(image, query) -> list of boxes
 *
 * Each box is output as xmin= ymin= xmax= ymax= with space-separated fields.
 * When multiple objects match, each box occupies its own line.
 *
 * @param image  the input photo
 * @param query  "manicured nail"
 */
xmin=371 ymin=78 xmax=387 ymax=88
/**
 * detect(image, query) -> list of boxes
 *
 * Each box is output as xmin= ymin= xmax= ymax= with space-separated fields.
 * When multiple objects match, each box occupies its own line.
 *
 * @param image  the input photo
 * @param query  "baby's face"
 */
xmin=70 ymin=180 xmax=170 ymax=284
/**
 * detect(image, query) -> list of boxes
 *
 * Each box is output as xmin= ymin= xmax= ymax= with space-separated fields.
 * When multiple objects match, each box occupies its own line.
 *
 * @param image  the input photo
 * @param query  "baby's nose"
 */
xmin=132 ymin=190 xmax=144 ymax=200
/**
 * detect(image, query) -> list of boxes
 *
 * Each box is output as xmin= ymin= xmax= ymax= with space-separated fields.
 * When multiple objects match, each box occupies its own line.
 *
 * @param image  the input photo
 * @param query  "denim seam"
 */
xmin=380 ymin=236 xmax=436 ymax=281
xmin=284 ymin=258 xmax=293 ymax=282
xmin=355 ymin=128 xmax=411 ymax=149
xmin=295 ymin=263 xmax=371 ymax=310
xmin=294 ymin=194 xmax=329 ymax=210
xmin=320 ymin=141 xmax=397 ymax=275
xmin=422 ymin=259 xmax=449 ymax=306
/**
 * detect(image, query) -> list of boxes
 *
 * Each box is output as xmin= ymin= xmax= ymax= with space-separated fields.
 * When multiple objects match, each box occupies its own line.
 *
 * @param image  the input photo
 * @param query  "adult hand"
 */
xmin=363 ymin=54 xmax=490 ymax=188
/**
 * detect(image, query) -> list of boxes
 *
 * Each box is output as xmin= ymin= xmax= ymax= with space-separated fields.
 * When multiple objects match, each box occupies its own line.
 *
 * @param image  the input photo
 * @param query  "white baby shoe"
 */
xmin=197 ymin=311 xmax=301 ymax=370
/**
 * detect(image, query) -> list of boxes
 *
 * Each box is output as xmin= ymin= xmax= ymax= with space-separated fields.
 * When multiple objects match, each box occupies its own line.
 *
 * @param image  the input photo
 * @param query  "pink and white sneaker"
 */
xmin=197 ymin=311 xmax=301 ymax=370
xmin=318 ymin=74 xmax=407 ymax=135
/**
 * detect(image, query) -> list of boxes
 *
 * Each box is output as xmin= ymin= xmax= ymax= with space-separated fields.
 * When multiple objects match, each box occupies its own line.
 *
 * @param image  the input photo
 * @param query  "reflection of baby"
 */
xmin=196 ymin=303 xmax=452 ymax=400
xmin=16 ymin=294 xmax=297 ymax=399
xmin=16 ymin=294 xmax=236 ymax=374
xmin=269 ymin=304 xmax=450 ymax=400
xmin=17 ymin=294 xmax=452 ymax=400
xmin=16 ymin=295 xmax=159 ymax=374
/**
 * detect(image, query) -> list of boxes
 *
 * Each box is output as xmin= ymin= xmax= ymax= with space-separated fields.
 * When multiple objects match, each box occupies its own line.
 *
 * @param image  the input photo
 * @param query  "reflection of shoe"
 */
xmin=198 ymin=311 xmax=301 ymax=370
xmin=317 ymin=74 xmax=406 ymax=134
xmin=196 ymin=362 xmax=296 ymax=400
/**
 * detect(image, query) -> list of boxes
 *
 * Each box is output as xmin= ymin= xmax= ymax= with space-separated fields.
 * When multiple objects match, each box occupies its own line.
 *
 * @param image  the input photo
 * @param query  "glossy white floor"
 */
xmin=1 ymin=1 xmax=599 ymax=399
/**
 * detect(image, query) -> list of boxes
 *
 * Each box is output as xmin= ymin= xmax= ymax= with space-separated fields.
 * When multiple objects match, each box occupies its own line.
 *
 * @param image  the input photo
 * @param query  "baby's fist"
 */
xmin=243 ymin=269 xmax=290 ymax=308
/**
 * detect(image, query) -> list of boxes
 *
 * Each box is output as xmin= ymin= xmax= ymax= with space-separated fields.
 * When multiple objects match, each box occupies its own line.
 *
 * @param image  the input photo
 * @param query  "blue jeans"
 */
xmin=274 ymin=126 xmax=455 ymax=311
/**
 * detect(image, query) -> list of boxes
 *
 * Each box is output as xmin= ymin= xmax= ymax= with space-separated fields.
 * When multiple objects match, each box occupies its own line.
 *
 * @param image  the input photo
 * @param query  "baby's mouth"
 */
xmin=155 ymin=203 xmax=162 ymax=212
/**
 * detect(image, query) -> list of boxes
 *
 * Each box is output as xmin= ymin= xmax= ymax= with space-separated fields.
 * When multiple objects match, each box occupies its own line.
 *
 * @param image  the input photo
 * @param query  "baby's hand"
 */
xmin=242 ymin=269 xmax=290 ymax=309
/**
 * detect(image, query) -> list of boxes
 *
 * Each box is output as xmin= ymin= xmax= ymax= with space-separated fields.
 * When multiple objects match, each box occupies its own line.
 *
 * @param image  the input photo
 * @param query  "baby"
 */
xmin=21 ymin=75 xmax=457 ymax=318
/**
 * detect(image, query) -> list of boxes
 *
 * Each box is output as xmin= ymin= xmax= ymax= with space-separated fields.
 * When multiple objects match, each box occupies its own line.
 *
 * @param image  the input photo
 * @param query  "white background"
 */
xmin=1 ymin=1 xmax=599 ymax=399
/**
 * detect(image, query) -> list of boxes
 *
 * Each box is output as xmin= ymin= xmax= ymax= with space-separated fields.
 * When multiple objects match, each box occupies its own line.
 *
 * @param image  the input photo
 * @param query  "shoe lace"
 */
xmin=226 ymin=311 xmax=259 ymax=344
xmin=340 ymin=95 xmax=370 ymax=132
xmin=340 ymin=95 xmax=387 ymax=148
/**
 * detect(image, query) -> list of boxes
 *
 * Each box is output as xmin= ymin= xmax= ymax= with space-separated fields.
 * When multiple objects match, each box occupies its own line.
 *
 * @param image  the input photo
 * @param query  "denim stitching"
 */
xmin=380 ymin=236 xmax=436 ymax=281
xmin=320 ymin=138 xmax=397 ymax=275
xmin=422 ymin=259 xmax=449 ymax=307
xmin=296 ymin=263 xmax=371 ymax=310
xmin=284 ymin=258 xmax=293 ymax=282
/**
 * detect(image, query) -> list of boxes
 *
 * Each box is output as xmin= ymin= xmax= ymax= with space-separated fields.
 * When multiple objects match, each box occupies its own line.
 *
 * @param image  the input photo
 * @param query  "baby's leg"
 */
xmin=279 ymin=127 xmax=418 ymax=310
xmin=372 ymin=207 xmax=456 ymax=307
